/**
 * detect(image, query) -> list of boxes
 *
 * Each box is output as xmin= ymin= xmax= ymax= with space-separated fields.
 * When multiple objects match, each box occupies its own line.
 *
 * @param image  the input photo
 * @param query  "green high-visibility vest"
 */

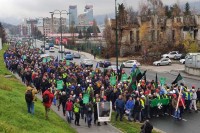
xmin=74 ymin=103 xmax=80 ymax=113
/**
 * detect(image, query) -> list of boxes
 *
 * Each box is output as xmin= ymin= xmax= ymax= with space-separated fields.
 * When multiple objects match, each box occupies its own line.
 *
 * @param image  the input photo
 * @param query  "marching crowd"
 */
xmin=3 ymin=44 xmax=200 ymax=132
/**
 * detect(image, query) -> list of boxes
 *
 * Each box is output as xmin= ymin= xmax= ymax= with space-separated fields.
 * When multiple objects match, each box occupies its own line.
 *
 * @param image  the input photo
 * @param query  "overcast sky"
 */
xmin=0 ymin=0 xmax=199 ymax=24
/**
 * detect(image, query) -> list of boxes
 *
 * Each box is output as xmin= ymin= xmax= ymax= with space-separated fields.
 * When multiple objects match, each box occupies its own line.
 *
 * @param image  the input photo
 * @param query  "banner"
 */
xmin=110 ymin=76 xmax=116 ymax=86
xmin=42 ymin=58 xmax=47 ymax=63
xmin=121 ymin=74 xmax=128 ymax=82
xmin=97 ymin=101 xmax=112 ymax=122
xmin=160 ymin=77 xmax=166 ymax=86
xmin=57 ymin=80 xmax=63 ymax=90
xmin=47 ymin=57 xmax=51 ymax=62
xmin=66 ymin=60 xmax=70 ymax=66
xmin=83 ymin=93 xmax=89 ymax=104
xmin=150 ymin=98 xmax=169 ymax=108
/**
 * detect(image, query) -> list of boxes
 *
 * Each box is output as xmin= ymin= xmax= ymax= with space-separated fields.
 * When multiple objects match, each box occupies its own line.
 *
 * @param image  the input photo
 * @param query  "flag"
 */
xmin=110 ymin=76 xmax=117 ymax=86
xmin=128 ymin=71 xmax=137 ymax=91
xmin=155 ymin=73 xmax=158 ymax=88
xmin=143 ymin=70 xmax=147 ymax=81
xmin=136 ymin=68 xmax=142 ymax=82
xmin=96 ymin=62 xmax=99 ymax=68
xmin=55 ymin=56 xmax=58 ymax=62
xmin=131 ymin=64 xmax=137 ymax=73
xmin=171 ymin=73 xmax=183 ymax=85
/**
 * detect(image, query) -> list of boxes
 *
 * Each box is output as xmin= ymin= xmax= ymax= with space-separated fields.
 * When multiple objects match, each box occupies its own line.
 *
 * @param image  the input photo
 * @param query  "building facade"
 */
xmin=78 ymin=5 xmax=94 ymax=26
xmin=110 ymin=15 xmax=200 ymax=56
xmin=69 ymin=5 xmax=78 ymax=26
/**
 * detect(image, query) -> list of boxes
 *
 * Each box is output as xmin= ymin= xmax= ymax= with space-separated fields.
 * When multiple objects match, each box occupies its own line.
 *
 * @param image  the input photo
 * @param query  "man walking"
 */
xmin=74 ymin=98 xmax=81 ymax=126
xmin=42 ymin=88 xmax=54 ymax=119
xmin=25 ymin=86 xmax=38 ymax=114
xmin=190 ymin=88 xmax=198 ymax=112
xmin=115 ymin=95 xmax=125 ymax=121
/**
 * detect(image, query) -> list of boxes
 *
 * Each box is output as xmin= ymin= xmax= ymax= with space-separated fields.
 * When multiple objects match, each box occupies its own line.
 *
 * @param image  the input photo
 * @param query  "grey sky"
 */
xmin=0 ymin=0 xmax=199 ymax=21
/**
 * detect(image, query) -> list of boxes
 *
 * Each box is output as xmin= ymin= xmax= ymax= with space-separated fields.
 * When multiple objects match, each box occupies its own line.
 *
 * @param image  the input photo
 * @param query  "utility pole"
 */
xmin=115 ymin=0 xmax=119 ymax=77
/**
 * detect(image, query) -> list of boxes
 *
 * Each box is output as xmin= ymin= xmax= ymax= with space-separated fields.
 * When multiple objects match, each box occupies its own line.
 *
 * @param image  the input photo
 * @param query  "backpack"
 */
xmin=43 ymin=94 xmax=49 ymax=103
xmin=25 ymin=90 xmax=33 ymax=103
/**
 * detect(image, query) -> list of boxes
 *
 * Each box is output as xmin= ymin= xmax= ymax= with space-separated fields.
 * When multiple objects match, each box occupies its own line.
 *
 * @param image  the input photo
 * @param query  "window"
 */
xmin=130 ymin=31 xmax=134 ymax=43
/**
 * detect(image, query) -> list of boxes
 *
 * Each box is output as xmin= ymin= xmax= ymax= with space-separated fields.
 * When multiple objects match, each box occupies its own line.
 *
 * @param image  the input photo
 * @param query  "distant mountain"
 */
xmin=94 ymin=13 xmax=115 ymax=25
xmin=0 ymin=17 xmax=22 ymax=26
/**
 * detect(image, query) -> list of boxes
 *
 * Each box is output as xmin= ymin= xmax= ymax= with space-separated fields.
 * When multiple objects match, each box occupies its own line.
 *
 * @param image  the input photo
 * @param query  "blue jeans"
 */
xmin=27 ymin=102 xmax=34 ymax=114
xmin=87 ymin=113 xmax=92 ymax=126
xmin=174 ymin=108 xmax=180 ymax=119
xmin=66 ymin=111 xmax=73 ymax=123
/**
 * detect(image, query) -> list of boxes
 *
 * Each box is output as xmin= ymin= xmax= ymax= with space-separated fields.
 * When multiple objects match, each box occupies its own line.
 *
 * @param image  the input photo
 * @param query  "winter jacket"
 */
xmin=42 ymin=90 xmax=54 ymax=108
xmin=125 ymin=100 xmax=134 ymax=110
xmin=66 ymin=101 xmax=73 ymax=111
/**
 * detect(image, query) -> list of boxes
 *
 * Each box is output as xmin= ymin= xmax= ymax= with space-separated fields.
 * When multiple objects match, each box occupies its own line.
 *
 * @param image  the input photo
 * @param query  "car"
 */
xmin=73 ymin=53 xmax=81 ymax=58
xmin=122 ymin=60 xmax=141 ymax=68
xmin=49 ymin=47 xmax=55 ymax=52
xmin=80 ymin=59 xmax=93 ymax=67
xmin=153 ymin=58 xmax=172 ymax=66
xmin=64 ymin=51 xmax=71 ymax=54
xmin=180 ymin=59 xmax=185 ymax=64
xmin=98 ymin=60 xmax=111 ymax=68
xmin=106 ymin=65 xmax=121 ymax=72
xmin=162 ymin=51 xmax=182 ymax=59
xmin=65 ymin=53 xmax=73 ymax=60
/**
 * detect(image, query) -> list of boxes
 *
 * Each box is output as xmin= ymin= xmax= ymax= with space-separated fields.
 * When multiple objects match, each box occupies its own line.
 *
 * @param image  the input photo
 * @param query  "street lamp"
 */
xmin=115 ymin=0 xmax=119 ymax=78
xmin=50 ymin=10 xmax=70 ymax=59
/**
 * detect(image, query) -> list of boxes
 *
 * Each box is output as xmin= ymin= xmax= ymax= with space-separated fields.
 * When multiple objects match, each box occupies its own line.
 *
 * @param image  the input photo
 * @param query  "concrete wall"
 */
xmin=185 ymin=66 xmax=200 ymax=76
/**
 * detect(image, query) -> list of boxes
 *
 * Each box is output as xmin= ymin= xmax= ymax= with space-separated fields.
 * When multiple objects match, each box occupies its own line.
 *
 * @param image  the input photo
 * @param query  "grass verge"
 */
xmin=0 ymin=44 xmax=76 ymax=133
xmin=110 ymin=112 xmax=160 ymax=133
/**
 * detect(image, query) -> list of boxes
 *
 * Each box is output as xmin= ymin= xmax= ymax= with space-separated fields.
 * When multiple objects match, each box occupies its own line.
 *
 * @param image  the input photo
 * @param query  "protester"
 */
xmin=66 ymin=98 xmax=73 ymax=123
xmin=25 ymin=85 xmax=38 ymax=114
xmin=140 ymin=120 xmax=153 ymax=133
xmin=115 ymin=95 xmax=125 ymax=121
xmin=42 ymin=88 xmax=54 ymax=119
xmin=125 ymin=96 xmax=134 ymax=121
xmin=85 ymin=102 xmax=93 ymax=128
xmin=74 ymin=98 xmax=81 ymax=126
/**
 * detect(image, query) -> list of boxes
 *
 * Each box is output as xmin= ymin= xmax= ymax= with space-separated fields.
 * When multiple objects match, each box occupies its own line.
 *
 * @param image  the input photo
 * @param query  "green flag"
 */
xmin=42 ymin=58 xmax=47 ymax=63
xmin=110 ymin=76 xmax=117 ymax=86
xmin=66 ymin=60 xmax=70 ymax=66
xmin=47 ymin=57 xmax=51 ymax=62
xmin=57 ymin=80 xmax=63 ymax=90
xmin=129 ymin=71 xmax=137 ymax=90
xmin=160 ymin=77 xmax=166 ymax=86
xmin=172 ymin=73 xmax=183 ymax=84
xmin=83 ymin=93 xmax=90 ymax=104
xmin=121 ymin=73 xmax=128 ymax=82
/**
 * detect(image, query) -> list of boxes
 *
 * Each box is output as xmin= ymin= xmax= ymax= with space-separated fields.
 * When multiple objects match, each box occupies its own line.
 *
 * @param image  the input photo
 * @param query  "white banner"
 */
xmin=97 ymin=101 xmax=112 ymax=122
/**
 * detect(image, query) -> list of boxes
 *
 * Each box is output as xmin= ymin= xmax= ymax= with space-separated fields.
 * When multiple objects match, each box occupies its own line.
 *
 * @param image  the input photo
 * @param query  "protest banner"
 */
xmin=66 ymin=60 xmax=70 ymax=66
xmin=83 ymin=93 xmax=89 ymax=104
xmin=160 ymin=77 xmax=166 ymax=86
xmin=110 ymin=76 xmax=116 ymax=86
xmin=57 ymin=80 xmax=63 ymax=90
xmin=121 ymin=74 xmax=128 ymax=82
xmin=97 ymin=101 xmax=112 ymax=122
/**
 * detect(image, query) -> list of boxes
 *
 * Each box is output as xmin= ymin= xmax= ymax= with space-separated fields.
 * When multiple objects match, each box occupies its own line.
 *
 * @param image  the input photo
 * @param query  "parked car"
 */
xmin=153 ymin=58 xmax=172 ymax=66
xmin=162 ymin=51 xmax=182 ymax=59
xmin=73 ymin=53 xmax=81 ymax=58
xmin=106 ymin=65 xmax=121 ymax=72
xmin=49 ymin=47 xmax=55 ymax=52
xmin=80 ymin=59 xmax=93 ymax=67
xmin=121 ymin=60 xmax=141 ymax=68
xmin=65 ymin=53 xmax=73 ymax=60
xmin=180 ymin=59 xmax=185 ymax=64
xmin=98 ymin=60 xmax=111 ymax=68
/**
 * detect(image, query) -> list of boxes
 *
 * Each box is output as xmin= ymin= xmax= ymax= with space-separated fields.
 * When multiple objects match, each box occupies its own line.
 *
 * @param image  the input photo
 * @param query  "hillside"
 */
xmin=0 ymin=45 xmax=76 ymax=133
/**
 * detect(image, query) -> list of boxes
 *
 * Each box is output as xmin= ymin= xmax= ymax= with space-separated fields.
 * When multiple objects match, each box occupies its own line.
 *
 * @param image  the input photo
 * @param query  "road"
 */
xmin=36 ymin=40 xmax=121 ymax=133
xmin=36 ymin=40 xmax=200 ymax=133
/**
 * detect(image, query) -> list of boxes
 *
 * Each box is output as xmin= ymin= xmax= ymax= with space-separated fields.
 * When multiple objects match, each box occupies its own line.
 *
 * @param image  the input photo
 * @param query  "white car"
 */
xmin=162 ymin=51 xmax=182 ymax=59
xmin=153 ymin=58 xmax=172 ymax=66
xmin=80 ymin=59 xmax=93 ymax=67
xmin=122 ymin=60 xmax=141 ymax=68
xmin=49 ymin=47 xmax=55 ymax=52
xmin=180 ymin=59 xmax=185 ymax=64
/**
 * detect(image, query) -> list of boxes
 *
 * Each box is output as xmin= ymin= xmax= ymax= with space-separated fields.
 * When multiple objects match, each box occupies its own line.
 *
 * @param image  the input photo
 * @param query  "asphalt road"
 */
xmin=36 ymin=40 xmax=200 ymax=133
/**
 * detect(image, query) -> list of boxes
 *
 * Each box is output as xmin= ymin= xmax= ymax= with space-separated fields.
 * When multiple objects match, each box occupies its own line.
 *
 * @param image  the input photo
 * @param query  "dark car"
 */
xmin=98 ymin=60 xmax=111 ymax=68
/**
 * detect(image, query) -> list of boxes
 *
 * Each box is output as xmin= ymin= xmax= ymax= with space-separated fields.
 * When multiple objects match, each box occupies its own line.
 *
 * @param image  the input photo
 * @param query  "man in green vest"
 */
xmin=185 ymin=89 xmax=193 ymax=112
xmin=74 ymin=98 xmax=80 ymax=126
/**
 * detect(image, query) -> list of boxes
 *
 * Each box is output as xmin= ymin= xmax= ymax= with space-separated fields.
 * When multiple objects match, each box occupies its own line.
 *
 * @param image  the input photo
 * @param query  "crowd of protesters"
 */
xmin=3 ymin=43 xmax=200 ymax=131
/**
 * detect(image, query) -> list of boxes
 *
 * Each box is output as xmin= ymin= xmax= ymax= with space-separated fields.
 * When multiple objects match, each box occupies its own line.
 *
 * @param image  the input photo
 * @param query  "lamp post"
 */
xmin=115 ymin=0 xmax=119 ymax=77
xmin=50 ymin=10 xmax=70 ymax=59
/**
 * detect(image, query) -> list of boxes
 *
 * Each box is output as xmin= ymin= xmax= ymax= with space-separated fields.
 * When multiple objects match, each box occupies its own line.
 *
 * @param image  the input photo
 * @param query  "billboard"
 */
xmin=97 ymin=101 xmax=112 ymax=122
